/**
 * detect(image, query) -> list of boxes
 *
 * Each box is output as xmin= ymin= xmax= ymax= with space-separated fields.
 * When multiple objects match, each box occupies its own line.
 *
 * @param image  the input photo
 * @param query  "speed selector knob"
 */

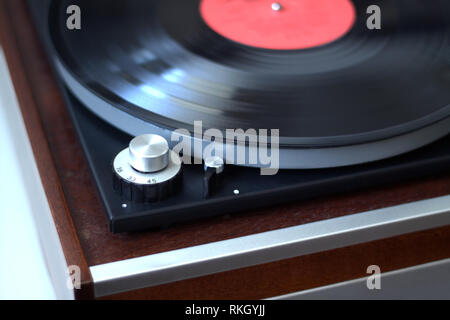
xmin=112 ymin=134 xmax=182 ymax=203
xmin=129 ymin=134 xmax=169 ymax=173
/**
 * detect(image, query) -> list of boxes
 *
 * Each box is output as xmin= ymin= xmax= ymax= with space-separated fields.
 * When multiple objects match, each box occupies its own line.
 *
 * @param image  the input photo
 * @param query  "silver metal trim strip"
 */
xmin=90 ymin=195 xmax=450 ymax=297
xmin=269 ymin=258 xmax=450 ymax=299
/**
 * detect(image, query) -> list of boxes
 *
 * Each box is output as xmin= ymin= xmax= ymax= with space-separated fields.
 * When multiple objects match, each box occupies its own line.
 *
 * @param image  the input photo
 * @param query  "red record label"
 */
xmin=200 ymin=0 xmax=356 ymax=50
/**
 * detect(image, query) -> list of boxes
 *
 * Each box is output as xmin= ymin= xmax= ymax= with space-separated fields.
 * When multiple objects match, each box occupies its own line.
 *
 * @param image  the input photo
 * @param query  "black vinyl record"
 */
xmin=46 ymin=0 xmax=450 ymax=168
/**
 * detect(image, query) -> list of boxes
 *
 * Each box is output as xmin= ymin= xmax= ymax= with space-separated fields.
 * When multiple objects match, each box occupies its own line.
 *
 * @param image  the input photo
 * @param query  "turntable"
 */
xmin=1 ymin=0 xmax=450 ymax=300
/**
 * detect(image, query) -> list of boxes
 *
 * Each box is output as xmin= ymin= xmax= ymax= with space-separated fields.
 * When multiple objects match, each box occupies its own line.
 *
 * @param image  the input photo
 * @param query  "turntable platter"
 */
xmin=47 ymin=0 xmax=450 ymax=168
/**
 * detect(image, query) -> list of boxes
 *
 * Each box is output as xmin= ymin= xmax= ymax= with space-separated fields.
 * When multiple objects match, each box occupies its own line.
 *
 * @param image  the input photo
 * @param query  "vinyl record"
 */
xmin=47 ymin=0 xmax=450 ymax=168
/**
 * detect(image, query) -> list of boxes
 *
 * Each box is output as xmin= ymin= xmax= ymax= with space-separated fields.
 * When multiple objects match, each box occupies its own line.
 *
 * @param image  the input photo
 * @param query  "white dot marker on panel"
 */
xmin=122 ymin=203 xmax=128 ymax=208
xmin=271 ymin=2 xmax=282 ymax=11
xmin=233 ymin=189 xmax=240 ymax=195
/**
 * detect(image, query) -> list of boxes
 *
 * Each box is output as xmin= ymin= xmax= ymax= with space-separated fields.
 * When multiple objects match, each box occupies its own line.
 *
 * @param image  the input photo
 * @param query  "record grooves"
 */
xmin=46 ymin=0 xmax=450 ymax=168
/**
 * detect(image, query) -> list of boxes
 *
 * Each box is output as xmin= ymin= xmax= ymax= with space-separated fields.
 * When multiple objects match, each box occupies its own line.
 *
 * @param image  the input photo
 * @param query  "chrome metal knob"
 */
xmin=128 ymin=134 xmax=169 ymax=173
xmin=113 ymin=134 xmax=183 ymax=203
xmin=204 ymin=156 xmax=225 ymax=174
xmin=203 ymin=156 xmax=225 ymax=198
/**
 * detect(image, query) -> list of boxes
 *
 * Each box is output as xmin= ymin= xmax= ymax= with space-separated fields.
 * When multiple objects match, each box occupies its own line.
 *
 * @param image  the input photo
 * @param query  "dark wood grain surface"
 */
xmin=1 ymin=0 xmax=449 ymax=299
